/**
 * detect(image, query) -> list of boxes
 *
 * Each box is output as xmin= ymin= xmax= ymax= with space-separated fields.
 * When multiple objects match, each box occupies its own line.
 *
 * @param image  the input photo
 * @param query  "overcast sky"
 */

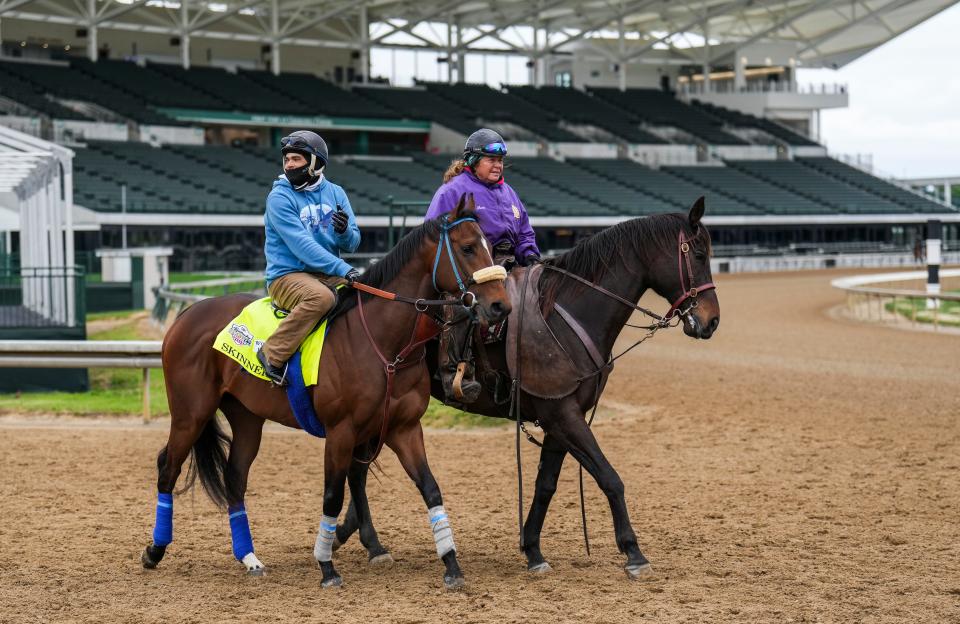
xmin=797 ymin=2 xmax=960 ymax=179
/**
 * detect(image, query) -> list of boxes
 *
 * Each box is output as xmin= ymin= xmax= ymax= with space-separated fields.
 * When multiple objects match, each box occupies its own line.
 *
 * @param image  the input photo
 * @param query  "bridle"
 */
xmin=431 ymin=213 xmax=507 ymax=308
xmin=663 ymin=226 xmax=717 ymax=321
xmin=349 ymin=212 xmax=506 ymax=464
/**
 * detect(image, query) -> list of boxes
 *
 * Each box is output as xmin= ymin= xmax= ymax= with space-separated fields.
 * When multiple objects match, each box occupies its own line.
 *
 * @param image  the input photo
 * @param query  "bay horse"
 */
xmin=139 ymin=196 xmax=511 ymax=589
xmin=332 ymin=198 xmax=720 ymax=579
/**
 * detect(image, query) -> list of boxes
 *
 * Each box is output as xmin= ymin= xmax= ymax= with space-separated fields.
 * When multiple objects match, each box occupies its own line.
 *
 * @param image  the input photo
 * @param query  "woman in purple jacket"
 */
xmin=426 ymin=128 xmax=541 ymax=404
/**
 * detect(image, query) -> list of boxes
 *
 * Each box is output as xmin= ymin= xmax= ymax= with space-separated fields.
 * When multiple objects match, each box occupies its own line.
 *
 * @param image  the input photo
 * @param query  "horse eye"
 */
xmin=461 ymin=245 xmax=475 ymax=255
xmin=694 ymin=250 xmax=706 ymax=260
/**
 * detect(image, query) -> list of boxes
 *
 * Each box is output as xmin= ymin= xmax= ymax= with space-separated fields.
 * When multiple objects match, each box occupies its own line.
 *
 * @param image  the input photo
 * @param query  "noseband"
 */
xmin=664 ymin=227 xmax=716 ymax=320
xmin=431 ymin=214 xmax=507 ymax=307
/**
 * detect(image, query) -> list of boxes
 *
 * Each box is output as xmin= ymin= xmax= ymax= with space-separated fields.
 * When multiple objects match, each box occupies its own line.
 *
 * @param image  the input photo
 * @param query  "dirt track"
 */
xmin=2 ymin=270 xmax=959 ymax=623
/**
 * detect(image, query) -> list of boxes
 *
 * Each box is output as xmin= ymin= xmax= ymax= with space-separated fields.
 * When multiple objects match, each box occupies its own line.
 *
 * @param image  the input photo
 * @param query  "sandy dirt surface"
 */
xmin=2 ymin=269 xmax=959 ymax=623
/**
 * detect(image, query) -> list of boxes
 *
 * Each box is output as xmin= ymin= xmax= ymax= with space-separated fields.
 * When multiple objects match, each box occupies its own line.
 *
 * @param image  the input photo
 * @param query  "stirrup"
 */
xmin=450 ymin=362 xmax=481 ymax=403
xmin=257 ymin=350 xmax=288 ymax=387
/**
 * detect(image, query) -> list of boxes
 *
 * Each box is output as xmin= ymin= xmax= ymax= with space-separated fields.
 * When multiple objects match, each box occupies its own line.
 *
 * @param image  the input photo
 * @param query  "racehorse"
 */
xmin=331 ymin=198 xmax=720 ymax=579
xmin=139 ymin=196 xmax=511 ymax=590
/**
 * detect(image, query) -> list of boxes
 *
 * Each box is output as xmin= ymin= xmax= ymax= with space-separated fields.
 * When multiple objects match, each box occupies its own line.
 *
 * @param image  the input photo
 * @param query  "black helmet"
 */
xmin=280 ymin=130 xmax=328 ymax=190
xmin=463 ymin=128 xmax=507 ymax=167
xmin=281 ymin=130 xmax=328 ymax=167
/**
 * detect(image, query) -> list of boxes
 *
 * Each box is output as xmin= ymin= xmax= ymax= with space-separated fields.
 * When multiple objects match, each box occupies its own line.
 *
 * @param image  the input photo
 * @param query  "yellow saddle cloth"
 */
xmin=212 ymin=296 xmax=329 ymax=386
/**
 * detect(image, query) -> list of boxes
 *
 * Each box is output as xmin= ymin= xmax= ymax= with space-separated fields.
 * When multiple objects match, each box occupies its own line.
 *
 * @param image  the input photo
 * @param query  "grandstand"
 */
xmin=0 ymin=0 xmax=957 ymax=271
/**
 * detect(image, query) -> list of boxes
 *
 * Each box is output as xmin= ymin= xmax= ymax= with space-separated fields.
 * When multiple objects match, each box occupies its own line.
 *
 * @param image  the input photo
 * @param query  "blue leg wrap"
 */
xmin=152 ymin=492 xmax=173 ymax=546
xmin=228 ymin=503 xmax=255 ymax=561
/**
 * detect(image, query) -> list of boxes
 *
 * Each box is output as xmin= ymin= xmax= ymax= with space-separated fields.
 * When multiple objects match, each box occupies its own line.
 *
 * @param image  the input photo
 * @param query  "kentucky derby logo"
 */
xmin=300 ymin=203 xmax=334 ymax=232
xmin=230 ymin=323 xmax=254 ymax=347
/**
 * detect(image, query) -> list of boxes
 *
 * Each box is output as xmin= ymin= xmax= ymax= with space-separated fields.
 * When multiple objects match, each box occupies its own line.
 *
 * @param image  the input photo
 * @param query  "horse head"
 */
xmin=426 ymin=193 xmax=511 ymax=324
xmin=648 ymin=197 xmax=720 ymax=339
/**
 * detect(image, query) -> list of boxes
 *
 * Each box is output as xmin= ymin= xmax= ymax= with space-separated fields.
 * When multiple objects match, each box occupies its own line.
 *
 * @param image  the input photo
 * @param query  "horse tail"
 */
xmin=179 ymin=417 xmax=242 ymax=508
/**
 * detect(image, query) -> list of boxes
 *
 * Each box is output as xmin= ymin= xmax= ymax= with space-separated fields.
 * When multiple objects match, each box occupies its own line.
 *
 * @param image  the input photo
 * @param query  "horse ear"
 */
xmin=450 ymin=193 xmax=466 ymax=219
xmin=689 ymin=196 xmax=706 ymax=225
xmin=465 ymin=193 xmax=476 ymax=213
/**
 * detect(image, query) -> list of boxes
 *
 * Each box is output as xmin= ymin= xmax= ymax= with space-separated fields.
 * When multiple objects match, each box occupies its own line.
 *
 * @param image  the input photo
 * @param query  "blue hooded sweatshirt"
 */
xmin=264 ymin=175 xmax=360 ymax=285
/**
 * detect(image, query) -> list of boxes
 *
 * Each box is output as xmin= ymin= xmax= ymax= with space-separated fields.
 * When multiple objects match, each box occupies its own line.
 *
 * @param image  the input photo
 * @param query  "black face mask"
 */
xmin=285 ymin=163 xmax=318 ymax=190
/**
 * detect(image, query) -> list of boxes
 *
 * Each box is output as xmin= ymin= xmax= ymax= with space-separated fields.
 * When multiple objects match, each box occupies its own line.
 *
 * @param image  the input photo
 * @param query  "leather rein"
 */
xmin=349 ymin=214 xmax=506 ymax=463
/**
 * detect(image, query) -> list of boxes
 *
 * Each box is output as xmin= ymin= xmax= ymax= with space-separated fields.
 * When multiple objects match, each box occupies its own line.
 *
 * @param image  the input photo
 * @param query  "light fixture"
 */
xmin=765 ymin=57 xmax=772 ymax=66
xmin=20 ymin=41 xmax=27 ymax=47
xmin=64 ymin=45 xmax=71 ymax=51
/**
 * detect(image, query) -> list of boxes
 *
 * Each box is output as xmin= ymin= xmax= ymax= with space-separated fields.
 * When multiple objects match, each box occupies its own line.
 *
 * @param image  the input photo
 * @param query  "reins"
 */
xmin=511 ymin=223 xmax=716 ymax=556
xmin=348 ymin=214 xmax=506 ymax=464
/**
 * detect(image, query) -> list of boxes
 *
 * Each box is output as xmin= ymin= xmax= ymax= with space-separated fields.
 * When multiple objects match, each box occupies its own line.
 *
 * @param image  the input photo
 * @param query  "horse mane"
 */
xmin=540 ymin=212 xmax=710 ymax=308
xmin=330 ymin=207 xmax=477 ymax=319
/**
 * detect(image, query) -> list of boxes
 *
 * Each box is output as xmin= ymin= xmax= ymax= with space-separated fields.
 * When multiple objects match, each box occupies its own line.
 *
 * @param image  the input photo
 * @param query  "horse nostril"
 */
xmin=490 ymin=302 xmax=505 ymax=318
xmin=709 ymin=317 xmax=719 ymax=331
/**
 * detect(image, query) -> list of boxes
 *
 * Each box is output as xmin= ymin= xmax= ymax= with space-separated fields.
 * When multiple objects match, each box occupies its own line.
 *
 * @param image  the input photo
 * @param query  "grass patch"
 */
xmin=1 ymin=312 xmax=506 ymax=428
xmin=884 ymin=289 xmax=960 ymax=327
xmin=421 ymin=400 xmax=507 ymax=429
xmin=86 ymin=309 xmax=143 ymax=322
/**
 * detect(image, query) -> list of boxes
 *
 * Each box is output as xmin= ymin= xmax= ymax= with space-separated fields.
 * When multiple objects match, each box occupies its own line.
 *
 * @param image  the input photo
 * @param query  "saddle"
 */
xmin=503 ymin=264 xmax=611 ymax=400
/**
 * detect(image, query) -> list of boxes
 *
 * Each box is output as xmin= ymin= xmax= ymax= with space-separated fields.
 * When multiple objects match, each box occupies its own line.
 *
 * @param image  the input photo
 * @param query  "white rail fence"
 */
xmin=0 ymin=340 xmax=163 ymax=421
xmin=831 ymin=269 xmax=960 ymax=331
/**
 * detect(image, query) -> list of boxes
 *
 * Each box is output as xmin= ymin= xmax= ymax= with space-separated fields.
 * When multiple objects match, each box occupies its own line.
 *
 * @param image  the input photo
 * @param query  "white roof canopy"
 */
xmin=2 ymin=0 xmax=956 ymax=69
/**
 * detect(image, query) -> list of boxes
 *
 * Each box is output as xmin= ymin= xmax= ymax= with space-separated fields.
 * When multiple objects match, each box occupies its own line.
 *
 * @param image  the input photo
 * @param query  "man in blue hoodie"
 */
xmin=257 ymin=130 xmax=361 ymax=385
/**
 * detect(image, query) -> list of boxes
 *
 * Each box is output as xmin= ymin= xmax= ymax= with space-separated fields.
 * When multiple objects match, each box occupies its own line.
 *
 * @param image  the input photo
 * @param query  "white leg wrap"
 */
xmin=313 ymin=515 xmax=338 ymax=563
xmin=428 ymin=505 xmax=456 ymax=558
xmin=242 ymin=552 xmax=265 ymax=572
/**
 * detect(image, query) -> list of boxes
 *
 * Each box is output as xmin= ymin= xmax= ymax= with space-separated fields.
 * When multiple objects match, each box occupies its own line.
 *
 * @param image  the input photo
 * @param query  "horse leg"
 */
xmin=522 ymin=433 xmax=567 ymax=573
xmin=334 ymin=455 xmax=393 ymax=565
xmin=543 ymin=403 xmax=651 ymax=579
xmin=221 ymin=399 xmax=266 ymax=576
xmin=141 ymin=389 xmax=220 ymax=569
xmin=388 ymin=422 xmax=465 ymax=591
xmin=313 ymin=429 xmax=354 ymax=588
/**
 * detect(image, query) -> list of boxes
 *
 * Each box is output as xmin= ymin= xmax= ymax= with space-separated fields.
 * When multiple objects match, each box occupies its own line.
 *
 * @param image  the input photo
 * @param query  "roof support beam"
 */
xmin=0 ymin=0 xmax=40 ymax=13
xmin=189 ymin=0 xmax=265 ymax=32
xmin=622 ymin=0 xmax=755 ymax=63
xmin=539 ymin=0 xmax=660 ymax=57
xmin=369 ymin=0 xmax=460 ymax=44
xmin=280 ymin=0 xmax=356 ymax=39
xmin=730 ymin=0 xmax=837 ymax=50
xmin=458 ymin=0 xmax=569 ymax=49
xmin=798 ymin=0 xmax=914 ymax=54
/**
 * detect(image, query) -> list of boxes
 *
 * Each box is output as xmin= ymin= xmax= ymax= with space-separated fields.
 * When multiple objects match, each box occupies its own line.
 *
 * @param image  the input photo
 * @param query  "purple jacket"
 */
xmin=425 ymin=170 xmax=540 ymax=262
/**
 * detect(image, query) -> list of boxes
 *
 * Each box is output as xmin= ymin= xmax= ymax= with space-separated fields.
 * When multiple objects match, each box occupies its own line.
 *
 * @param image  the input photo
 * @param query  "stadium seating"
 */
xmin=797 ymin=157 xmax=945 ymax=213
xmin=0 ymin=60 xmax=178 ymax=125
xmin=239 ymin=69 xmax=400 ymax=119
xmin=690 ymin=100 xmax=819 ymax=147
xmin=727 ymin=160 xmax=909 ymax=214
xmin=354 ymin=86 xmax=475 ymax=133
xmin=73 ymin=58 xmax=227 ymax=110
xmin=509 ymin=86 xmax=668 ymax=144
xmin=588 ymin=88 xmax=749 ymax=145
xmin=422 ymin=82 xmax=586 ymax=142
xmin=0 ymin=77 xmax=92 ymax=121
xmin=663 ymin=165 xmax=826 ymax=215
xmin=571 ymin=158 xmax=763 ymax=215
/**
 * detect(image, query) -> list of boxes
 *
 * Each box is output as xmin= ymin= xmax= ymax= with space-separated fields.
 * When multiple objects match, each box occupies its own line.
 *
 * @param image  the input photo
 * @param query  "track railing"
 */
xmin=0 ymin=340 xmax=163 ymax=422
xmin=152 ymin=274 xmax=265 ymax=322
xmin=831 ymin=269 xmax=960 ymax=331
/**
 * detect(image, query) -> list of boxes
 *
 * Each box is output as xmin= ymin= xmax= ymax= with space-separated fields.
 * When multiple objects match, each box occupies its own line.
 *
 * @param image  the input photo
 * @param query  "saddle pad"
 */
xmin=213 ymin=296 xmax=328 ymax=386
xmin=285 ymin=351 xmax=326 ymax=438
xmin=505 ymin=264 xmax=580 ymax=399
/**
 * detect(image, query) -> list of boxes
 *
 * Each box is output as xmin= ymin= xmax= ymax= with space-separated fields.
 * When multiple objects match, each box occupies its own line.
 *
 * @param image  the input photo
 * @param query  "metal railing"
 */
xmin=0 ymin=266 xmax=86 ymax=329
xmin=831 ymin=269 xmax=960 ymax=331
xmin=152 ymin=274 xmax=265 ymax=323
xmin=0 ymin=340 xmax=162 ymax=421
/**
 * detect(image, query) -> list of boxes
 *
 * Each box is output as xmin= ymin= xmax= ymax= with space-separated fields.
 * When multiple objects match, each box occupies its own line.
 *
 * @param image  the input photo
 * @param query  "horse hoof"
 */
xmin=141 ymin=544 xmax=166 ymax=569
xmin=369 ymin=553 xmax=394 ymax=567
xmin=443 ymin=575 xmax=466 ymax=591
xmin=625 ymin=563 xmax=653 ymax=580
xmin=247 ymin=567 xmax=266 ymax=577
xmin=528 ymin=561 xmax=552 ymax=574
xmin=242 ymin=553 xmax=266 ymax=576
xmin=321 ymin=575 xmax=343 ymax=589
xmin=140 ymin=549 xmax=158 ymax=569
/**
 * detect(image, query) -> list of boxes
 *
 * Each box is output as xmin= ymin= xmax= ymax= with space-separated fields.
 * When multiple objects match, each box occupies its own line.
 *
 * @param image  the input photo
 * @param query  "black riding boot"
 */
xmin=256 ymin=350 xmax=288 ymax=387
xmin=439 ymin=311 xmax=481 ymax=404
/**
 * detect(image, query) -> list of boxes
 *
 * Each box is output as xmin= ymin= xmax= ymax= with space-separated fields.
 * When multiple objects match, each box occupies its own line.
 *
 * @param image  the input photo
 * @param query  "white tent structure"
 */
xmin=0 ymin=125 xmax=78 ymax=327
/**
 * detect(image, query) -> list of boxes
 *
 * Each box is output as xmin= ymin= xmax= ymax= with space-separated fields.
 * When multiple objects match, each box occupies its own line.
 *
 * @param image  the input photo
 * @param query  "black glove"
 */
xmin=345 ymin=269 xmax=360 ymax=284
xmin=332 ymin=205 xmax=349 ymax=234
xmin=520 ymin=254 xmax=541 ymax=267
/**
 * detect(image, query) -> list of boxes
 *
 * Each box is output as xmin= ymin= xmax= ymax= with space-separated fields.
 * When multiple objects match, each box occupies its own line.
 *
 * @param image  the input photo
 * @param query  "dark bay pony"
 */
xmin=333 ymin=199 xmax=720 ymax=579
xmin=140 ymin=197 xmax=511 ymax=589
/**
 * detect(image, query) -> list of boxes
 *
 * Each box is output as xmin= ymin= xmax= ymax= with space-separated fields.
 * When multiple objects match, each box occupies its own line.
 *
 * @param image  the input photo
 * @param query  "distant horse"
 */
xmin=139 ymin=196 xmax=511 ymax=589
xmin=333 ymin=198 xmax=720 ymax=579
